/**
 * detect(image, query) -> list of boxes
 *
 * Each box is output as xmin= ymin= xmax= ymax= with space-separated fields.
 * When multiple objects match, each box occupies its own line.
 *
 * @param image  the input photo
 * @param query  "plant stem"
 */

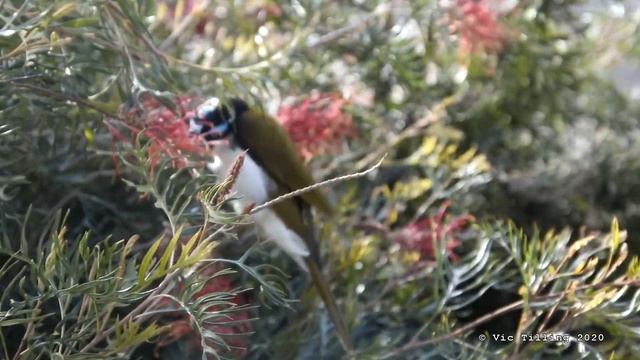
xmin=79 ymin=270 xmax=181 ymax=352
xmin=250 ymin=156 xmax=385 ymax=214
xmin=377 ymin=278 xmax=640 ymax=359
xmin=13 ymin=299 xmax=42 ymax=360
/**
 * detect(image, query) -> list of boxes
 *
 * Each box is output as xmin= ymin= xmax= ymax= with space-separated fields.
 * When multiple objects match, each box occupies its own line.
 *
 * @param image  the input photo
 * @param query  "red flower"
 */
xmin=450 ymin=0 xmax=510 ymax=55
xmin=156 ymin=268 xmax=252 ymax=358
xmin=393 ymin=202 xmax=474 ymax=261
xmin=142 ymin=96 xmax=207 ymax=169
xmin=277 ymin=92 xmax=356 ymax=161
xmin=109 ymin=95 xmax=207 ymax=172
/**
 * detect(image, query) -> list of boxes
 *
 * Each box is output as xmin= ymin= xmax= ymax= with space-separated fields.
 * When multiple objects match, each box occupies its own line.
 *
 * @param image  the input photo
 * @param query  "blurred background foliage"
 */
xmin=2 ymin=0 xmax=640 ymax=359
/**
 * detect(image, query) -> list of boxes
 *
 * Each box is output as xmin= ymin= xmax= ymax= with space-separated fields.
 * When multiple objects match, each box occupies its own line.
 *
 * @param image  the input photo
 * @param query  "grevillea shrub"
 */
xmin=3 ymin=1 xmax=640 ymax=359
xmin=277 ymin=93 xmax=356 ymax=161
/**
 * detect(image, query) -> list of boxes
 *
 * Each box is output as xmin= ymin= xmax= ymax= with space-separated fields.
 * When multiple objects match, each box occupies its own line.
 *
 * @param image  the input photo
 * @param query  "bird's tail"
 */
xmin=304 ymin=257 xmax=354 ymax=354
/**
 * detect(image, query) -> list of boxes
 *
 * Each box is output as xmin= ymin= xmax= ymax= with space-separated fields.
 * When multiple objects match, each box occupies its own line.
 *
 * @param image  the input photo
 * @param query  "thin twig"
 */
xmin=306 ymin=3 xmax=391 ymax=48
xmin=10 ymin=83 xmax=123 ymax=120
xmin=536 ymin=290 xmax=565 ymax=337
xmin=161 ymin=14 xmax=319 ymax=75
xmin=105 ymin=2 xmax=164 ymax=60
xmin=378 ymin=300 xmax=525 ymax=359
xmin=13 ymin=299 xmax=42 ymax=360
xmin=249 ymin=156 xmax=385 ymax=214
xmin=376 ymin=278 xmax=640 ymax=359
xmin=80 ymin=270 xmax=180 ymax=352
xmin=355 ymin=90 xmax=466 ymax=171
xmin=158 ymin=0 xmax=211 ymax=51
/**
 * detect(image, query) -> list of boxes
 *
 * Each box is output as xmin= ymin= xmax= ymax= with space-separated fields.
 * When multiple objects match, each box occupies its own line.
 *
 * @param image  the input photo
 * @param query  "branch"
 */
xmin=377 ymin=278 xmax=640 ymax=359
xmin=378 ymin=300 xmax=524 ymax=359
xmin=355 ymin=89 xmax=466 ymax=171
xmin=12 ymin=299 xmax=42 ymax=360
xmin=80 ymin=270 xmax=181 ymax=352
xmin=158 ymin=0 xmax=212 ymax=51
xmin=10 ymin=83 xmax=122 ymax=120
xmin=306 ymin=3 xmax=391 ymax=48
xmin=249 ymin=156 xmax=386 ymax=214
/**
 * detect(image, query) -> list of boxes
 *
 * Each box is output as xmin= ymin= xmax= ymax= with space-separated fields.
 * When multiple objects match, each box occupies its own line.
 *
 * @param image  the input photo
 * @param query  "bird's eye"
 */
xmin=193 ymin=98 xmax=236 ymax=140
xmin=197 ymin=98 xmax=237 ymax=126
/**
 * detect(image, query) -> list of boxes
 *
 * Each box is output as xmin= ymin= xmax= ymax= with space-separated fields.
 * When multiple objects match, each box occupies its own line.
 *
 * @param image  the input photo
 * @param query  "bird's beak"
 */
xmin=187 ymin=117 xmax=229 ymax=146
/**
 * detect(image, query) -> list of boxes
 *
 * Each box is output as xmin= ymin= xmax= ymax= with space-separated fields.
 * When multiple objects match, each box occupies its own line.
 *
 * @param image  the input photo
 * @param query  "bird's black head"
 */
xmin=188 ymin=98 xmax=249 ymax=141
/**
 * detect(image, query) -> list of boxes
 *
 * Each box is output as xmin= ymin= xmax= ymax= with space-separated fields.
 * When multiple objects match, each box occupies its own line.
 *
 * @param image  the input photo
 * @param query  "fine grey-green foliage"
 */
xmin=0 ymin=136 xmax=289 ymax=358
xmin=1 ymin=1 xmax=288 ymax=358
xmin=364 ymin=220 xmax=640 ymax=360
xmin=3 ymin=0 xmax=640 ymax=359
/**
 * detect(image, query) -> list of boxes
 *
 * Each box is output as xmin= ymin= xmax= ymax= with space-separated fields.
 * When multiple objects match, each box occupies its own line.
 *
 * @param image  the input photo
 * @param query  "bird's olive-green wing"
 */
xmin=234 ymin=108 xmax=331 ymax=214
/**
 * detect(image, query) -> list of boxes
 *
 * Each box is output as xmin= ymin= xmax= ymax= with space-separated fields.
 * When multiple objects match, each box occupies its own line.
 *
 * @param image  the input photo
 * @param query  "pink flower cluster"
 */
xmin=140 ymin=96 xmax=205 ymax=169
xmin=109 ymin=95 xmax=206 ymax=171
xmin=451 ymin=0 xmax=508 ymax=55
xmin=111 ymin=92 xmax=356 ymax=169
xmin=393 ymin=202 xmax=474 ymax=261
xmin=157 ymin=268 xmax=252 ymax=358
xmin=277 ymin=93 xmax=356 ymax=161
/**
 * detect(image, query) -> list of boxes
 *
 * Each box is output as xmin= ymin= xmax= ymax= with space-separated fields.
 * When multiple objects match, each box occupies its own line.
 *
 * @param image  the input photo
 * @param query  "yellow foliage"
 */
xmin=392 ymin=178 xmax=433 ymax=200
xmin=84 ymin=127 xmax=95 ymax=145
xmin=626 ymin=256 xmax=640 ymax=278
xmin=402 ymin=251 xmax=422 ymax=264
xmin=341 ymin=236 xmax=375 ymax=268
xmin=52 ymin=2 xmax=77 ymax=20
xmin=610 ymin=217 xmax=625 ymax=251
xmin=574 ymin=257 xmax=598 ymax=275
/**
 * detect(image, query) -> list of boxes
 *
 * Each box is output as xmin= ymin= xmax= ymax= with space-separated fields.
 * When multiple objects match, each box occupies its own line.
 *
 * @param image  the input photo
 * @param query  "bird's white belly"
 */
xmin=208 ymin=146 xmax=310 ymax=268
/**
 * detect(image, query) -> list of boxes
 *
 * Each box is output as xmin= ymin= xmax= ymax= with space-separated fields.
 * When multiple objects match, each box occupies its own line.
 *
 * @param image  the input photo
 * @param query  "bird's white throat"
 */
xmin=208 ymin=145 xmax=310 ymax=269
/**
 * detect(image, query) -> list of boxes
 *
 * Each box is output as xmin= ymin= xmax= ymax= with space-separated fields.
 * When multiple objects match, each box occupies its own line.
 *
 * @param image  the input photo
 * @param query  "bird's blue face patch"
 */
xmin=189 ymin=97 xmax=235 ymax=140
xmin=212 ymin=122 xmax=229 ymax=135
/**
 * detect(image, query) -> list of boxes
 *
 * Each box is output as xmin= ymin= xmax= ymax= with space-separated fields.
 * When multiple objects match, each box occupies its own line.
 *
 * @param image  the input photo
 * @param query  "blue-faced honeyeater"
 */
xmin=188 ymin=97 xmax=353 ymax=352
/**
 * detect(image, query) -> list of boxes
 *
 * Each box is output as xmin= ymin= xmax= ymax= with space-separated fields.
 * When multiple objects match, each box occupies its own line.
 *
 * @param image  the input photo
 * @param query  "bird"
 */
xmin=188 ymin=97 xmax=353 ymax=353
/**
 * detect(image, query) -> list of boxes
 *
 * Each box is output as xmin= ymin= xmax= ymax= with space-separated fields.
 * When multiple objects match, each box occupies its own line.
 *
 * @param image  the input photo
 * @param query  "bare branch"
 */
xmin=377 ymin=278 xmax=640 ymax=359
xmin=378 ymin=300 xmax=524 ymax=360
xmin=306 ymin=3 xmax=391 ymax=48
xmin=355 ymin=89 xmax=466 ymax=171
xmin=249 ymin=156 xmax=386 ymax=214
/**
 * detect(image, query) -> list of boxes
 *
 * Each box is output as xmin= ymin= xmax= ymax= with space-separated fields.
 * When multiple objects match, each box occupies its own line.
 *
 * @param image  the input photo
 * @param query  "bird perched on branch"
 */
xmin=188 ymin=97 xmax=353 ymax=353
